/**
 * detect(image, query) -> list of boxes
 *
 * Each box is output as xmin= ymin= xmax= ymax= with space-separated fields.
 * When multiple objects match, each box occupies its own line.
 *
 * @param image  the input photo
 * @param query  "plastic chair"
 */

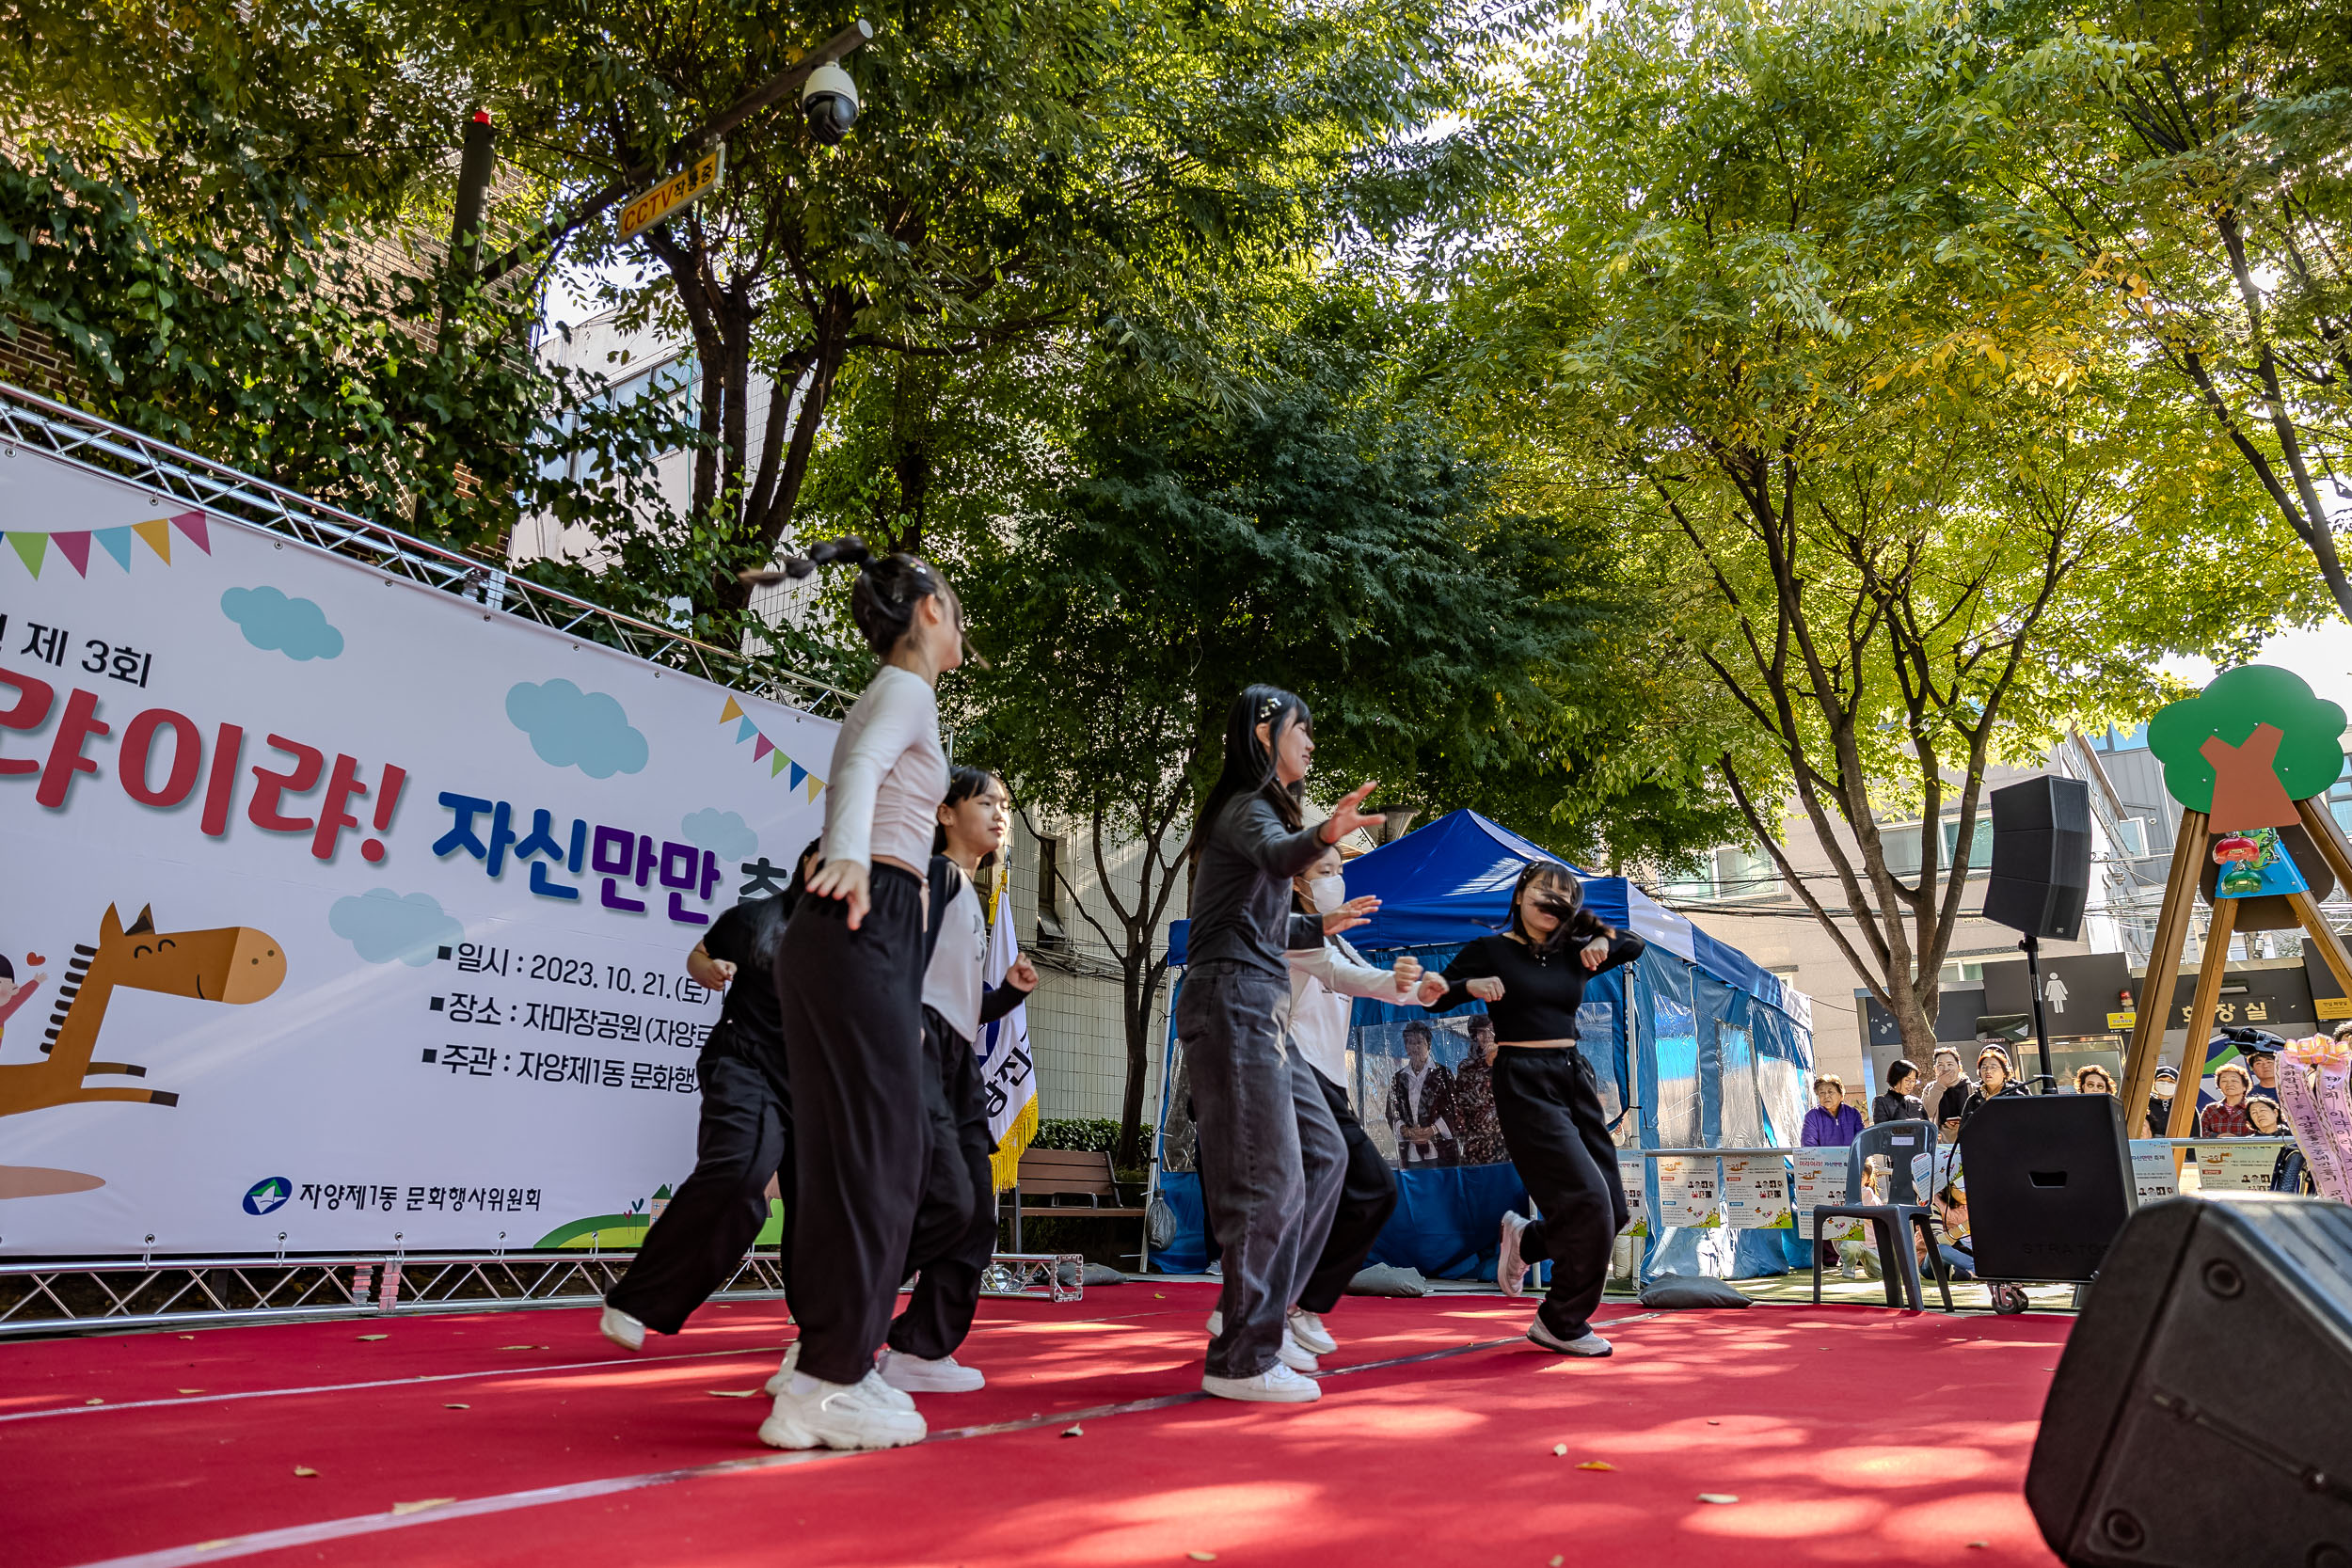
xmin=1808 ymin=1118 xmax=1953 ymax=1311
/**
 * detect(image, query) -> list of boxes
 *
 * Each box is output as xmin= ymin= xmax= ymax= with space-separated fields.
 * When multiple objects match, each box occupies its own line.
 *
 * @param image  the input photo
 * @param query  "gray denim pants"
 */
xmin=1179 ymin=961 xmax=1347 ymax=1380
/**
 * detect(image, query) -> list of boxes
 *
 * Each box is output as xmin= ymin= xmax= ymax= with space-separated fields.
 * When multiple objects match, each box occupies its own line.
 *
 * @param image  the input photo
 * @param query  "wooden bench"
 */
xmin=1007 ymin=1148 xmax=1145 ymax=1261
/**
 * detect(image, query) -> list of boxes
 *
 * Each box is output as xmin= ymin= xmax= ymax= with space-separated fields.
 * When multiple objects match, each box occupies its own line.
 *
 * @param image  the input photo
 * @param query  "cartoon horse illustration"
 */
xmin=0 ymin=904 xmax=285 ymax=1120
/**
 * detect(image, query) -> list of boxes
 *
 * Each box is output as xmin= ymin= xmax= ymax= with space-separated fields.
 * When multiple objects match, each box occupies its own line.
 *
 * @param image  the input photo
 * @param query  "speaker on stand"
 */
xmin=1980 ymin=776 xmax=2094 ymax=1089
xmin=2026 ymin=1194 xmax=2352 ymax=1566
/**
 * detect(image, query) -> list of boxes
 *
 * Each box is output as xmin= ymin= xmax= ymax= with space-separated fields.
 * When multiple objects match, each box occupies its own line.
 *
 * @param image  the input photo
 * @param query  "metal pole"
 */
xmin=2022 ymin=932 xmax=2057 ymax=1091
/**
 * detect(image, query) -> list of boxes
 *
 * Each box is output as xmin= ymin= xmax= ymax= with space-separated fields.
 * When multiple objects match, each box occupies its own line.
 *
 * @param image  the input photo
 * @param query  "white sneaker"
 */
xmin=599 ymin=1305 xmax=645 ymax=1352
xmin=1287 ymin=1307 xmax=1337 ymax=1356
xmin=859 ymin=1366 xmax=917 ymax=1412
xmin=757 ymin=1374 xmax=927 ymax=1450
xmin=1278 ymin=1325 xmax=1320 ymax=1373
xmin=1498 ymin=1212 xmax=1531 ymax=1298
xmin=878 ymin=1347 xmax=985 ymax=1393
xmin=762 ymin=1340 xmax=799 ymax=1397
xmin=1201 ymin=1364 xmax=1322 ymax=1403
xmin=1527 ymin=1320 xmax=1613 ymax=1356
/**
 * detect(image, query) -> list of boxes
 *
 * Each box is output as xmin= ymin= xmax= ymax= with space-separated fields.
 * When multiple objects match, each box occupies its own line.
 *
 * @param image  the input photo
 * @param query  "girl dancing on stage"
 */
xmin=1278 ymin=842 xmax=1422 ymax=1358
xmin=601 ymin=841 xmax=818 ymax=1353
xmin=877 ymin=766 xmax=1039 ymax=1393
xmin=752 ymin=539 xmax=960 ymax=1452
xmin=1418 ymin=862 xmax=1643 ymax=1357
xmin=1183 ymin=684 xmax=1384 ymax=1403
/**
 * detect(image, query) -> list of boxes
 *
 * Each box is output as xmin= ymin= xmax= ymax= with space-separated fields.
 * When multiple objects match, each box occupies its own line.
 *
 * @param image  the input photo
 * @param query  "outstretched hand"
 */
xmin=1415 ymin=974 xmax=1449 ymax=1007
xmin=1321 ymin=895 xmax=1379 ymax=936
xmin=1391 ymin=955 xmax=1423 ymax=993
xmin=1318 ymin=780 xmax=1385 ymax=845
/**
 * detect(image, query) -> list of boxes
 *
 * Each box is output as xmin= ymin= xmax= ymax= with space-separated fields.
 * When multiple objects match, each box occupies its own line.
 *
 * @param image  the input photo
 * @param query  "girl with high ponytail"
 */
xmin=1180 ymin=684 xmax=1386 ymax=1405
xmin=751 ymin=536 xmax=961 ymax=1454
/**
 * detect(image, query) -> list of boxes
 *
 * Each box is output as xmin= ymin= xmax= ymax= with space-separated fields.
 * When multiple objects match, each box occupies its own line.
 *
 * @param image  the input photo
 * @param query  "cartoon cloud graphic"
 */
xmin=221 ymin=586 xmax=345 ymax=660
xmin=505 ymin=679 xmax=649 ymax=779
xmin=331 ymin=889 xmax=463 ymax=967
xmin=681 ymin=807 xmax=759 ymax=862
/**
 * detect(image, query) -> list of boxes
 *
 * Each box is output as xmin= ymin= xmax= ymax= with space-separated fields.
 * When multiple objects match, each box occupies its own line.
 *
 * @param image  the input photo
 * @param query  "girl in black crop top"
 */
xmin=1416 ymin=861 xmax=1641 ymax=1359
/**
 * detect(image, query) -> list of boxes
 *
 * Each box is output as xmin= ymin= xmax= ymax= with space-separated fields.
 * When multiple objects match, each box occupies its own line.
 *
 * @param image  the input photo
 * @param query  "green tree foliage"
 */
xmin=405 ymin=0 xmax=1489 ymax=617
xmin=955 ymin=289 xmax=1703 ymax=1160
xmin=1989 ymin=0 xmax=2352 ymax=617
xmin=2149 ymin=664 xmax=2350 ymax=813
xmin=1437 ymin=0 xmax=2320 ymax=1054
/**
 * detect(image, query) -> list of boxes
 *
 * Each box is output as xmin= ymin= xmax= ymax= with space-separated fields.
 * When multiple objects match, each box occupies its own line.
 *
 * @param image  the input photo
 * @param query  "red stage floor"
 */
xmin=2 ymin=1283 xmax=2070 ymax=1567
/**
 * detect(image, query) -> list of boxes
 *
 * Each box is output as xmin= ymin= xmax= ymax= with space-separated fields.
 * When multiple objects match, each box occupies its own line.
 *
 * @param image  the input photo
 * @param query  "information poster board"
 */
xmin=2197 ymin=1143 xmax=2283 ymax=1192
xmin=1720 ymin=1154 xmax=1791 ymax=1230
xmin=1616 ymin=1149 xmax=1648 ymax=1237
xmin=1791 ymin=1148 xmax=1851 ymax=1242
xmin=1654 ymin=1155 xmax=1721 ymax=1227
xmin=0 ymin=446 xmax=836 ymax=1254
xmin=2129 ymin=1140 xmax=2178 ymax=1204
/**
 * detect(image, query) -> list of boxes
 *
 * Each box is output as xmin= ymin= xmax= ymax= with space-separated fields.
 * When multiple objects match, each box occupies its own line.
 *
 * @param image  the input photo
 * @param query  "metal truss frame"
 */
xmin=0 ymin=381 xmax=854 ymax=719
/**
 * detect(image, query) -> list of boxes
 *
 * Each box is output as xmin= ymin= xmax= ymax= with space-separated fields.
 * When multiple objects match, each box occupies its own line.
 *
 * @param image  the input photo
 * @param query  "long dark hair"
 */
xmin=931 ymin=765 xmax=1006 ymax=864
xmin=1195 ymin=685 xmax=1311 ymax=847
xmin=1506 ymin=861 xmax=1607 ymax=955
xmin=761 ymin=535 xmax=957 ymax=657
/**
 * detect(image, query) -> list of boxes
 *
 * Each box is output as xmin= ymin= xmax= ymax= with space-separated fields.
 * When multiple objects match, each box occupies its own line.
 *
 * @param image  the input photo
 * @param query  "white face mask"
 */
xmin=1307 ymin=874 xmax=1347 ymax=914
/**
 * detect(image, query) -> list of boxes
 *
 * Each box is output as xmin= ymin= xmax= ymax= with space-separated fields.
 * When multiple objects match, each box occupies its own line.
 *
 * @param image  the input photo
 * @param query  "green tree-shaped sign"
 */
xmin=2148 ymin=666 xmax=2347 ymax=828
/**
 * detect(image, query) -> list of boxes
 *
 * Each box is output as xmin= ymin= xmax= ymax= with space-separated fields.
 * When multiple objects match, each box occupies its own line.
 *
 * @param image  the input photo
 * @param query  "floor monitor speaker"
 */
xmin=1960 ymin=1094 xmax=2134 ymax=1283
xmin=2026 ymin=1194 xmax=2352 ymax=1566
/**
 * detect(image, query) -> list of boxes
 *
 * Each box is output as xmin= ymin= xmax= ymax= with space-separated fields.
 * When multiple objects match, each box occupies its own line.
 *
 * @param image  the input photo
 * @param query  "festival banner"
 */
xmin=0 ymin=446 xmax=834 ymax=1254
xmin=978 ymin=872 xmax=1037 ymax=1191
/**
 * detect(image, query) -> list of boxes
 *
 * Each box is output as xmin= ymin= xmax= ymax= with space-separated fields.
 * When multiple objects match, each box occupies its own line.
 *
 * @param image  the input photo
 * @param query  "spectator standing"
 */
xmin=1385 ymin=1022 xmax=1460 ymax=1166
xmin=1451 ymin=1015 xmax=1505 ymax=1164
xmin=1801 ymin=1075 xmax=1864 ymax=1148
xmin=1872 ymin=1059 xmax=1924 ymax=1127
xmin=2074 ymin=1064 xmax=2117 ymax=1099
xmin=2246 ymin=1046 xmax=2283 ymax=1104
xmin=2145 ymin=1064 xmax=2180 ymax=1138
xmin=1959 ymin=1046 xmax=2025 ymax=1132
xmin=2201 ymin=1062 xmax=2257 ymax=1137
xmin=1920 ymin=1047 xmax=1973 ymax=1129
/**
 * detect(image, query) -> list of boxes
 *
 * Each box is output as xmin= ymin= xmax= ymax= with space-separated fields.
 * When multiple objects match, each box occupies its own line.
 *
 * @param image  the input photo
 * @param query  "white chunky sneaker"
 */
xmin=757 ymin=1374 xmax=927 ymax=1451
xmin=879 ymin=1348 xmax=985 ymax=1393
xmin=1201 ymin=1363 xmax=1322 ymax=1403
xmin=860 ymin=1366 xmax=917 ymax=1413
xmin=1287 ymin=1307 xmax=1337 ymax=1356
xmin=1498 ymin=1212 xmax=1531 ymax=1298
xmin=598 ymin=1305 xmax=645 ymax=1353
xmin=762 ymin=1340 xmax=800 ymax=1397
xmin=1527 ymin=1320 xmax=1613 ymax=1356
xmin=1278 ymin=1325 xmax=1320 ymax=1373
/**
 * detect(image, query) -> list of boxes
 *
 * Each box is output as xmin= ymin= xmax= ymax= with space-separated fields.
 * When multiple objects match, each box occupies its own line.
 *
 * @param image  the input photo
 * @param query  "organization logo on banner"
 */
xmin=243 ymin=1177 xmax=293 ymax=1216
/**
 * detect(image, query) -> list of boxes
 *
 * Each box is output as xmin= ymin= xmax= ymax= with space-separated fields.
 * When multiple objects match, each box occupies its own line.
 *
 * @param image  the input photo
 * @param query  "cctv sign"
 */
xmin=618 ymin=146 xmax=724 ymax=244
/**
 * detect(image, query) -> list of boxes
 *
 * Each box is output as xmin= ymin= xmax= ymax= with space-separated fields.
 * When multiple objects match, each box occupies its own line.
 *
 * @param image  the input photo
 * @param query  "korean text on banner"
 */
xmin=0 ymin=445 xmax=836 ymax=1255
xmin=978 ymin=873 xmax=1037 ymax=1191
xmin=2198 ymin=1143 xmax=2283 ymax=1192
xmin=2128 ymin=1140 xmax=2178 ymax=1203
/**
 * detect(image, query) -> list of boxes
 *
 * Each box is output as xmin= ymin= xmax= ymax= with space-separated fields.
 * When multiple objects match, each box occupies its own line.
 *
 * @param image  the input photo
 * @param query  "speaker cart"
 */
xmin=2116 ymin=667 xmax=2352 ymax=1174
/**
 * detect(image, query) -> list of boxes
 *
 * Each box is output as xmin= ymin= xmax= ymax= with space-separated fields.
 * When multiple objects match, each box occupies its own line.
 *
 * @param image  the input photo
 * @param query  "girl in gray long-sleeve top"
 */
xmin=1179 ymin=684 xmax=1384 ymax=1404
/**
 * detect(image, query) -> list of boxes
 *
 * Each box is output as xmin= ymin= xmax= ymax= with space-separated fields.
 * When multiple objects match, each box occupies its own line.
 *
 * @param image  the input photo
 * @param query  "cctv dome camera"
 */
xmin=801 ymin=62 xmax=860 ymax=144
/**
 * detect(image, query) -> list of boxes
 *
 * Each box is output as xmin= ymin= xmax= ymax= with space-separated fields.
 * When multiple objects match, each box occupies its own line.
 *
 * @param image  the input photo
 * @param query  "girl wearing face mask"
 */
xmin=1417 ymin=861 xmax=1644 ymax=1357
xmin=1181 ymin=684 xmax=1385 ymax=1403
xmin=1269 ymin=843 xmax=1423 ymax=1359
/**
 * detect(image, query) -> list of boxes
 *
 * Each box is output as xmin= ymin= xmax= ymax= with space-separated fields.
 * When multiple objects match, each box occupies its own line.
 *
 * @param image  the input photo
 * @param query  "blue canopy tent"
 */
xmin=1151 ymin=810 xmax=1816 ymax=1282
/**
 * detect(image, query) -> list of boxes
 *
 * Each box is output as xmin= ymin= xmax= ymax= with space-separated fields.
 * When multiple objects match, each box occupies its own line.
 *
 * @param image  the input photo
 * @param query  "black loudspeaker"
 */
xmin=2026 ymin=1195 xmax=2352 ymax=1567
xmin=1982 ymin=776 xmax=2093 ymax=941
xmin=1959 ymin=1094 xmax=2134 ymax=1282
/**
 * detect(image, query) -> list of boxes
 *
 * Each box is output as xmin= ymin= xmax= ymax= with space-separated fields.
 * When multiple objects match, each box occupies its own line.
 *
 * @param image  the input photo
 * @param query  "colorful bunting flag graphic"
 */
xmin=2 ymin=511 xmax=212 ymax=578
xmin=719 ymin=698 xmax=823 ymax=799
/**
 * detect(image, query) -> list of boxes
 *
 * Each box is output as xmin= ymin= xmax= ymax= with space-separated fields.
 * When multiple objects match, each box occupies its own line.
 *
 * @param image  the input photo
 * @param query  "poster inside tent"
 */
xmin=0 ymin=445 xmax=835 ymax=1254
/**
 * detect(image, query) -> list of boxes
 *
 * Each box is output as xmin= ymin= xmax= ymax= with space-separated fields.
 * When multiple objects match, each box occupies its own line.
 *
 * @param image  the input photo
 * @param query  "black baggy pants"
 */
xmin=776 ymin=863 xmax=931 ymax=1386
xmin=887 ymin=1007 xmax=997 ymax=1361
xmin=605 ymin=1051 xmax=794 ymax=1336
xmin=1295 ymin=1064 xmax=1399 ymax=1315
xmin=1493 ymin=1045 xmax=1629 ymax=1340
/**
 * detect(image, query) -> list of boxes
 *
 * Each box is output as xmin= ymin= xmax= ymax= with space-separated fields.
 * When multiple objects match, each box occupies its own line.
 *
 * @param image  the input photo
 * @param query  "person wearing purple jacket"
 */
xmin=1801 ymin=1076 xmax=1865 ymax=1148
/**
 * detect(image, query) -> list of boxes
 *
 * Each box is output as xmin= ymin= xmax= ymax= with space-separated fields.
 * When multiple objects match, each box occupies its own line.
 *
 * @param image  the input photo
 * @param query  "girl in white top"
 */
xmin=747 ymin=538 xmax=960 ymax=1455
xmin=1279 ymin=843 xmax=1422 ymax=1355
xmin=877 ymin=768 xmax=1039 ymax=1395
